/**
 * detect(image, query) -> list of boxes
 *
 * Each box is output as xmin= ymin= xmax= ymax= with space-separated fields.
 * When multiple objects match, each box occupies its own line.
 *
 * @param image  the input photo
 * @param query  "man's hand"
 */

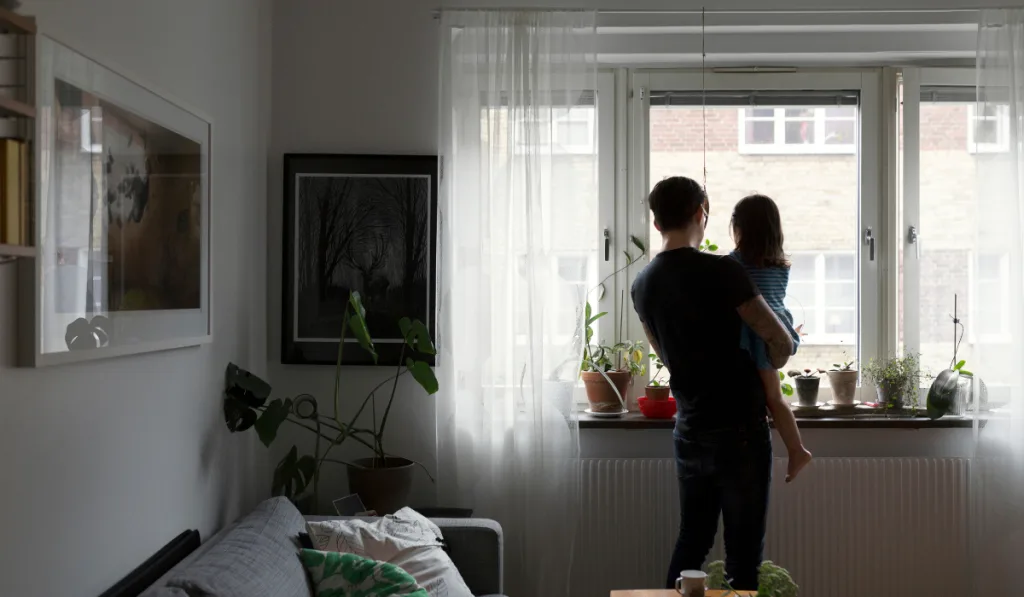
xmin=736 ymin=295 xmax=794 ymax=369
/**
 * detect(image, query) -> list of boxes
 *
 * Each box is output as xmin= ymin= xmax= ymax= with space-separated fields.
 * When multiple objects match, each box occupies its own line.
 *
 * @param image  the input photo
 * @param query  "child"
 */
xmin=729 ymin=194 xmax=812 ymax=483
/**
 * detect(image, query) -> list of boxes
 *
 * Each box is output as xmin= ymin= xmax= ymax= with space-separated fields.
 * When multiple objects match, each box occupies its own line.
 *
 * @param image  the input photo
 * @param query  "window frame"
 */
xmin=627 ymin=70 xmax=883 ymax=402
xmin=513 ymin=105 xmax=598 ymax=155
xmin=789 ymin=250 xmax=858 ymax=346
xmin=966 ymin=103 xmax=1011 ymax=154
xmin=969 ymin=252 xmax=1013 ymax=345
xmin=738 ymin=106 xmax=858 ymax=155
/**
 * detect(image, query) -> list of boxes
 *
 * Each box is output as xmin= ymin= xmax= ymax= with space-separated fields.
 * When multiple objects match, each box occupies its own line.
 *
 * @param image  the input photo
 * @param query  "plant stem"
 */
xmin=377 ymin=344 xmax=407 ymax=465
xmin=333 ymin=306 xmax=351 ymax=427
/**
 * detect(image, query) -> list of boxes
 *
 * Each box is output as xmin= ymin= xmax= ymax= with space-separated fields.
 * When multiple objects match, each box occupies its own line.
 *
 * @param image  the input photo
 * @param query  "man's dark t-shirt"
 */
xmin=631 ymin=247 xmax=766 ymax=436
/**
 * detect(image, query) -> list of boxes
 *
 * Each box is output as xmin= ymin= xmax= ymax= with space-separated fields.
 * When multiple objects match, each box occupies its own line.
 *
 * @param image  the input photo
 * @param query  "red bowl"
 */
xmin=638 ymin=396 xmax=676 ymax=419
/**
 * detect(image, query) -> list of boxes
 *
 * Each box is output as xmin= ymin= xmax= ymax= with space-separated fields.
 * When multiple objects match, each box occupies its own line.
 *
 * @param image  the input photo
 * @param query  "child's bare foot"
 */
xmin=786 ymin=448 xmax=813 ymax=483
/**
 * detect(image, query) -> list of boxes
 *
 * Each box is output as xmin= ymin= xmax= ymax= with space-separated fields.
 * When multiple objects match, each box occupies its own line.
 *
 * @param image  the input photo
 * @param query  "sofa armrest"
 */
xmin=433 ymin=518 xmax=504 ymax=596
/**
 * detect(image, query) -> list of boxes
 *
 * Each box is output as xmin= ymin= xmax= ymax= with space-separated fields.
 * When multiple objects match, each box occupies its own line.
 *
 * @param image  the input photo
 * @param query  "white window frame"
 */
xmin=628 ymin=70 xmax=884 ymax=397
xmin=967 ymin=103 xmax=1010 ymax=154
xmin=969 ymin=252 xmax=1012 ymax=345
xmin=514 ymin=105 xmax=597 ymax=155
xmin=789 ymin=251 xmax=858 ymax=346
xmin=738 ymin=107 xmax=858 ymax=155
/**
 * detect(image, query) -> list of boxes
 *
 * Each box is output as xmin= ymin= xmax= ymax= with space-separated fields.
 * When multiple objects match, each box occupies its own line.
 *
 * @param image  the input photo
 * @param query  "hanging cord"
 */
xmin=701 ymin=7 xmax=707 ymax=191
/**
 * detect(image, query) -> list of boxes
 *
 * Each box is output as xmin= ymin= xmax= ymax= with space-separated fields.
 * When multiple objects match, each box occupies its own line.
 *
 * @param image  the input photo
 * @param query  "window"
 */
xmin=788 ymin=252 xmax=857 ymax=344
xmin=514 ymin=104 xmax=596 ymax=155
xmin=639 ymin=72 xmax=878 ymax=396
xmin=967 ymin=103 xmax=1010 ymax=153
xmin=739 ymin=106 xmax=857 ymax=154
xmin=972 ymin=253 xmax=1010 ymax=342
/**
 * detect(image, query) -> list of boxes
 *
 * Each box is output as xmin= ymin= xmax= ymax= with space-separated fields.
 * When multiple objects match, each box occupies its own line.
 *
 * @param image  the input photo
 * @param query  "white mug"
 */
xmin=675 ymin=570 xmax=707 ymax=597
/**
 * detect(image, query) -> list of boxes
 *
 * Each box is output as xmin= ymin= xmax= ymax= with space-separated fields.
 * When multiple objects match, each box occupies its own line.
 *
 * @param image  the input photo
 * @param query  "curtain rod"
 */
xmin=432 ymin=7 xmax=990 ymax=19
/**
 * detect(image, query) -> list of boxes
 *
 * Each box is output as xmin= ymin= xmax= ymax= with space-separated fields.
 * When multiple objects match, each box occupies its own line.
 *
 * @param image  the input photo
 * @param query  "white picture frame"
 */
xmin=19 ymin=36 xmax=212 ymax=366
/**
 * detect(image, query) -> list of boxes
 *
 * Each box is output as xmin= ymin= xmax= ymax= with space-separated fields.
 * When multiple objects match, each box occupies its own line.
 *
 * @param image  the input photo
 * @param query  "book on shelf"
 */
xmin=0 ymin=137 xmax=27 ymax=245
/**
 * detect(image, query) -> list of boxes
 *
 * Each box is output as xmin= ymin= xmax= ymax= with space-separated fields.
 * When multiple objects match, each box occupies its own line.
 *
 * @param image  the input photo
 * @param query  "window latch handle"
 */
xmin=604 ymin=228 xmax=611 ymax=262
xmin=864 ymin=227 xmax=875 ymax=262
xmin=908 ymin=225 xmax=920 ymax=259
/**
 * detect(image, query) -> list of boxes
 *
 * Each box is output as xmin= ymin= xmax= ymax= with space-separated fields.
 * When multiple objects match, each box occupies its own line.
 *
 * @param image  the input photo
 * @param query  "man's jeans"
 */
xmin=666 ymin=422 xmax=772 ymax=591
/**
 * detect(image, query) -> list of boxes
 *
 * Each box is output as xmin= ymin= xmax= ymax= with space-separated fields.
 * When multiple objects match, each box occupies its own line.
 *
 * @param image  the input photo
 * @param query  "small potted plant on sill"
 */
xmin=785 ymin=368 xmax=824 ymax=407
xmin=645 ymin=353 xmax=670 ymax=401
xmin=581 ymin=336 xmax=646 ymax=413
xmin=863 ymin=353 xmax=921 ymax=411
xmin=826 ymin=358 xmax=858 ymax=405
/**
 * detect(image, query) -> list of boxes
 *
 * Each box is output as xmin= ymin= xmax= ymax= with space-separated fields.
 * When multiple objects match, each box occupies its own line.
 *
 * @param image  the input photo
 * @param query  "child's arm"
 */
xmin=760 ymin=368 xmax=812 ymax=483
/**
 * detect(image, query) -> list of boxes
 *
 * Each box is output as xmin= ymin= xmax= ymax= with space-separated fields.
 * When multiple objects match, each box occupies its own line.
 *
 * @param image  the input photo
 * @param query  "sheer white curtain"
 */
xmin=436 ymin=10 xmax=597 ymax=597
xmin=971 ymin=9 xmax=1024 ymax=594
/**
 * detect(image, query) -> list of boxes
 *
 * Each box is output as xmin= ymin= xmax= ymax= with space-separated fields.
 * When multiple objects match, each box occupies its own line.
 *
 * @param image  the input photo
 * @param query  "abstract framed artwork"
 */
xmin=282 ymin=154 xmax=437 ymax=366
xmin=20 ymin=37 xmax=212 ymax=366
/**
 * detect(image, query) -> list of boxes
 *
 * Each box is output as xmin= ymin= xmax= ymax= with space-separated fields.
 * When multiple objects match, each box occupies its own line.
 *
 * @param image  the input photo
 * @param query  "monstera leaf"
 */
xmin=254 ymin=398 xmax=293 ymax=447
xmin=223 ymin=363 xmax=272 ymax=432
xmin=272 ymin=446 xmax=316 ymax=499
xmin=65 ymin=316 xmax=111 ymax=350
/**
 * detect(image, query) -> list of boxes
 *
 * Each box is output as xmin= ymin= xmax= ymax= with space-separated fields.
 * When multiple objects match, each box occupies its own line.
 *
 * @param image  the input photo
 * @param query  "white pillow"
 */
xmin=305 ymin=508 xmax=474 ymax=597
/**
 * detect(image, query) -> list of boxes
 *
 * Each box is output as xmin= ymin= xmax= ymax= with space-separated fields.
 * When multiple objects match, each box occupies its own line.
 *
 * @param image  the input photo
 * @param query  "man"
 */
xmin=630 ymin=176 xmax=794 ymax=591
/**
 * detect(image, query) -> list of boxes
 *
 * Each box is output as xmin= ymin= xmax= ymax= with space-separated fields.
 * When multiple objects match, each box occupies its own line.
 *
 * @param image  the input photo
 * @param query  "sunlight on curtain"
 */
xmin=971 ymin=9 xmax=1024 ymax=594
xmin=436 ymin=10 xmax=597 ymax=597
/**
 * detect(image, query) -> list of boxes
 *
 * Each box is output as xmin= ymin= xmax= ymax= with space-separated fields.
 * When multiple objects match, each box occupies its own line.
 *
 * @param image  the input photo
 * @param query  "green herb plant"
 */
xmin=779 ymin=368 xmax=823 ymax=397
xmin=707 ymin=559 xmax=798 ymax=597
xmin=831 ymin=358 xmax=856 ymax=371
xmin=863 ymin=352 xmax=922 ymax=411
xmin=223 ymin=291 xmax=438 ymax=510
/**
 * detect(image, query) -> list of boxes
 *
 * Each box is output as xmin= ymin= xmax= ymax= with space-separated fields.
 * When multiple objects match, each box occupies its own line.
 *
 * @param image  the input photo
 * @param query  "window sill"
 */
xmin=578 ymin=412 xmax=981 ymax=430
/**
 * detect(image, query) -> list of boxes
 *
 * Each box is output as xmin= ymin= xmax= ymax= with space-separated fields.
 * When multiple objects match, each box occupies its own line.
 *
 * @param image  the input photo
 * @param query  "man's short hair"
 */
xmin=648 ymin=176 xmax=707 ymax=231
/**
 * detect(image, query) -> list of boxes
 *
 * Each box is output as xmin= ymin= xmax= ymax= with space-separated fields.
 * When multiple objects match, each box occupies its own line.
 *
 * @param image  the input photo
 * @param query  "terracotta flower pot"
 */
xmin=827 ymin=370 xmax=858 ymax=405
xmin=582 ymin=370 xmax=631 ymax=413
xmin=346 ymin=457 xmax=416 ymax=515
xmin=645 ymin=385 xmax=671 ymax=402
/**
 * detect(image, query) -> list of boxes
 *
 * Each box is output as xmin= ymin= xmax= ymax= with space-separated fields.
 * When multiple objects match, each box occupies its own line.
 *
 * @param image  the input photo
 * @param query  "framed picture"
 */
xmin=20 ymin=37 xmax=212 ymax=366
xmin=282 ymin=154 xmax=437 ymax=366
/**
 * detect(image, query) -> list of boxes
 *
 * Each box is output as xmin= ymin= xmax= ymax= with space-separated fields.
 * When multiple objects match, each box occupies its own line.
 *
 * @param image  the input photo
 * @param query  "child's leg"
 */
xmin=758 ymin=368 xmax=812 ymax=483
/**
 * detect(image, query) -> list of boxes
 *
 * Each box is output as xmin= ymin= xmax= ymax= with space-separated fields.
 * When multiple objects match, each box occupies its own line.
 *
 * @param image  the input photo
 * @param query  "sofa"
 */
xmin=141 ymin=496 xmax=505 ymax=597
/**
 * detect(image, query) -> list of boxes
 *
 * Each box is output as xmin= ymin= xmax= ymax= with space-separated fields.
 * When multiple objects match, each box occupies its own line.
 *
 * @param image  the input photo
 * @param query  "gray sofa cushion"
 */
xmin=165 ymin=497 xmax=311 ymax=597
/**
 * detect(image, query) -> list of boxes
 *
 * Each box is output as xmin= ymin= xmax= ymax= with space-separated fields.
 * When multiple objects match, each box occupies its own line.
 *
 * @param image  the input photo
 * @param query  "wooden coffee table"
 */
xmin=611 ymin=591 xmax=755 ymax=596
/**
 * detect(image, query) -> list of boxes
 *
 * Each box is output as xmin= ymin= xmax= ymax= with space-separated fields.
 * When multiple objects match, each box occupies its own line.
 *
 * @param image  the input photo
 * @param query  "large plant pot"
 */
xmin=794 ymin=377 xmax=820 ymax=407
xmin=582 ymin=370 xmax=631 ymax=413
xmin=347 ymin=457 xmax=415 ymax=515
xmin=645 ymin=385 xmax=671 ymax=402
xmin=827 ymin=370 xmax=858 ymax=405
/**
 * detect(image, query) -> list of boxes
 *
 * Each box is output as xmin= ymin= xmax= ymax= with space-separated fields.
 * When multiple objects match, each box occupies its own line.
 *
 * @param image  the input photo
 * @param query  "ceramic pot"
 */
xmin=347 ymin=457 xmax=415 ymax=515
xmin=827 ymin=370 xmax=858 ymax=405
xmin=582 ymin=370 xmax=631 ymax=413
xmin=794 ymin=376 xmax=820 ymax=407
xmin=645 ymin=385 xmax=671 ymax=402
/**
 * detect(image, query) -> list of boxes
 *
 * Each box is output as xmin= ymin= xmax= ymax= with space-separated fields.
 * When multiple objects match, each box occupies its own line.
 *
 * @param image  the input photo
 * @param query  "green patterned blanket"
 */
xmin=300 ymin=549 xmax=429 ymax=597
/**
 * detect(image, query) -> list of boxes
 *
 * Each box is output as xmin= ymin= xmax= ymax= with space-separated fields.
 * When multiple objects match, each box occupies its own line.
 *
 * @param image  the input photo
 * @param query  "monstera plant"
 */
xmin=223 ymin=291 xmax=438 ymax=513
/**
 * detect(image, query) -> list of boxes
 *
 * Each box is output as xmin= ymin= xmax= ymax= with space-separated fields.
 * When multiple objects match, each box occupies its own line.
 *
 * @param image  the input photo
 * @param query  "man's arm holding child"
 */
xmin=737 ymin=297 xmax=794 ymax=370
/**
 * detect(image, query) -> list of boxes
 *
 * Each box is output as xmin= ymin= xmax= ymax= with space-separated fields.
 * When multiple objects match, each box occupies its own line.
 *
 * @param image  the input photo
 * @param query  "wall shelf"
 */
xmin=0 ymin=96 xmax=35 ymax=119
xmin=0 ymin=243 xmax=35 ymax=257
xmin=0 ymin=8 xmax=35 ymax=34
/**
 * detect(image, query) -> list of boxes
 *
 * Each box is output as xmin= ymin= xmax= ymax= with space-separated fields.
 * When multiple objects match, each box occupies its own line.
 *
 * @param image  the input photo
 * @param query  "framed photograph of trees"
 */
xmin=282 ymin=154 xmax=437 ymax=366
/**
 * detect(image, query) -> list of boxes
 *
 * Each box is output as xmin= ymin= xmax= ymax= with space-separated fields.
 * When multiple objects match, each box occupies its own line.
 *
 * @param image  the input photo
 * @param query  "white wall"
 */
xmin=268 ymin=0 xmax=440 ymax=511
xmin=0 ymin=1 xmax=271 ymax=596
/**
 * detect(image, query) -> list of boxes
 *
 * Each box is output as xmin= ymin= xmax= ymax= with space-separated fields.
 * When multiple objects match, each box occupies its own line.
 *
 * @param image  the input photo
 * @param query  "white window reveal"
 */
xmin=739 ymin=107 xmax=857 ymax=155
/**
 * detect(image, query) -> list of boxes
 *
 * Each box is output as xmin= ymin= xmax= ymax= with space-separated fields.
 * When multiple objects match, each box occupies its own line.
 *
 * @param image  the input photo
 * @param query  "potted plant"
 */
xmin=863 ymin=353 xmax=921 ymax=411
xmin=223 ymin=291 xmax=438 ymax=515
xmin=708 ymin=559 xmax=797 ymax=597
xmin=826 ymin=358 xmax=858 ymax=405
xmin=581 ymin=335 xmax=646 ymax=413
xmin=645 ymin=353 xmax=670 ymax=401
xmin=785 ymin=369 xmax=823 ymax=407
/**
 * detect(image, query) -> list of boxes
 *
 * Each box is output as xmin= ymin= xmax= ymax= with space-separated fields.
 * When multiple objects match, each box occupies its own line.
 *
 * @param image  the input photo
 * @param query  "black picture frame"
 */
xmin=282 ymin=154 xmax=438 ymax=366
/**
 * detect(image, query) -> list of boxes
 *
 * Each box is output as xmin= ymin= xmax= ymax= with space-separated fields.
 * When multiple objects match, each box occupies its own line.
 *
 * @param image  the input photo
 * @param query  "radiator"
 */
xmin=573 ymin=458 xmax=970 ymax=597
